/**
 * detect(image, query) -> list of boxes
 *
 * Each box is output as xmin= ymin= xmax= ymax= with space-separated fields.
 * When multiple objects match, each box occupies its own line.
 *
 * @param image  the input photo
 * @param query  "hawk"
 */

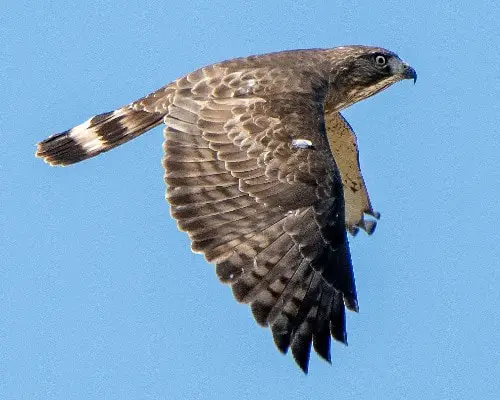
xmin=36 ymin=46 xmax=416 ymax=372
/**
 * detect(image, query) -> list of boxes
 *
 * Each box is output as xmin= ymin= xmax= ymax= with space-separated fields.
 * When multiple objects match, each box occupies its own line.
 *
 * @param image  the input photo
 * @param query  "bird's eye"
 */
xmin=374 ymin=55 xmax=387 ymax=67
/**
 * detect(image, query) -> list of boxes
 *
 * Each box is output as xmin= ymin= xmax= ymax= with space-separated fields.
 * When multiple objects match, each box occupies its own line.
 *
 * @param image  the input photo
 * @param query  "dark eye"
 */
xmin=374 ymin=55 xmax=387 ymax=67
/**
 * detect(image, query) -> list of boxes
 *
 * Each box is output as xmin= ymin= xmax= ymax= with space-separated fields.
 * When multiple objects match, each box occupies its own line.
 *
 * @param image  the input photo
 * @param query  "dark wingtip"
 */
xmin=330 ymin=322 xmax=348 ymax=346
xmin=272 ymin=330 xmax=291 ymax=355
xmin=294 ymin=353 xmax=310 ymax=374
xmin=312 ymin=331 xmax=332 ymax=364
xmin=342 ymin=332 xmax=349 ymax=346
xmin=344 ymin=296 xmax=359 ymax=313
xmin=291 ymin=332 xmax=312 ymax=374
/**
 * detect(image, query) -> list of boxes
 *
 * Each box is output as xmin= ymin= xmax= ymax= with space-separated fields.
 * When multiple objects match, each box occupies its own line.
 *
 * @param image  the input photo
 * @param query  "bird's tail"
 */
xmin=36 ymin=106 xmax=164 ymax=166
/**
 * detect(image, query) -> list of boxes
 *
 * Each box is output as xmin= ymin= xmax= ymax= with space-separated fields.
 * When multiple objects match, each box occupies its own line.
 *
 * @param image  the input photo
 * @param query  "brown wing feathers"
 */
xmin=35 ymin=50 xmax=377 ymax=372
xmin=157 ymin=63 xmax=357 ymax=372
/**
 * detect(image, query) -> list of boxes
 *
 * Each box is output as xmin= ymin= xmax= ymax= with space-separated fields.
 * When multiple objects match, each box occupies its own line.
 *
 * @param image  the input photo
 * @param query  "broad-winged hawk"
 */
xmin=36 ymin=46 xmax=416 ymax=372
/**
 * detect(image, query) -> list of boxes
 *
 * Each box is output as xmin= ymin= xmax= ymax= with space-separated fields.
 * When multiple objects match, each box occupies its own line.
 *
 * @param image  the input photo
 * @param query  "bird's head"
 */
xmin=326 ymin=46 xmax=416 ymax=111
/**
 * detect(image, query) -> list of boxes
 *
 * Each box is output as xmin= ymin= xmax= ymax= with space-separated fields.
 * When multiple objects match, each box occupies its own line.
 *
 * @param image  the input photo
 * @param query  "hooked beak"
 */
xmin=401 ymin=62 xmax=417 ymax=84
xmin=389 ymin=58 xmax=417 ymax=83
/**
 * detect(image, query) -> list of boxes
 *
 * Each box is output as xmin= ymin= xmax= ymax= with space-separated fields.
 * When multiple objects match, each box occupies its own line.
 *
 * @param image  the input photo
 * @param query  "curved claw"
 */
xmin=347 ymin=210 xmax=380 ymax=236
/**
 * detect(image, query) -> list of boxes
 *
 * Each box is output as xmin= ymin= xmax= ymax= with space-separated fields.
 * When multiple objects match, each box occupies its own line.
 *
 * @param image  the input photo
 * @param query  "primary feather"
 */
xmin=36 ymin=46 xmax=416 ymax=372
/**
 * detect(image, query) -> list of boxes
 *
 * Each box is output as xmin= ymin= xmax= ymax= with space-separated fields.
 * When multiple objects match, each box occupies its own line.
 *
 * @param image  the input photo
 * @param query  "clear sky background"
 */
xmin=1 ymin=1 xmax=499 ymax=399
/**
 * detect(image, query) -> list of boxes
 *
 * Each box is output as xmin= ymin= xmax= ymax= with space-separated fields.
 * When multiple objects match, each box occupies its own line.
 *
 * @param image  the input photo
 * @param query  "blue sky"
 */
xmin=1 ymin=1 xmax=499 ymax=399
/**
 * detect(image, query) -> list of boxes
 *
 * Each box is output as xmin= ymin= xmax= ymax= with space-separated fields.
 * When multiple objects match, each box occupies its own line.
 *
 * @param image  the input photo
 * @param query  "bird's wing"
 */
xmin=325 ymin=111 xmax=380 ymax=235
xmin=148 ymin=62 xmax=358 ymax=372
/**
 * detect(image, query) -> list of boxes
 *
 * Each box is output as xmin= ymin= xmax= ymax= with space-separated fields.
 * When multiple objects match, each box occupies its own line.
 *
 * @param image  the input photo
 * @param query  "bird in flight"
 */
xmin=36 ymin=45 xmax=416 ymax=372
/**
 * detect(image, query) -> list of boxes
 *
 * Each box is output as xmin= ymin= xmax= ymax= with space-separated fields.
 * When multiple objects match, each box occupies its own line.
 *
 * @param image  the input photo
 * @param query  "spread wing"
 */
xmin=325 ymin=111 xmax=380 ymax=235
xmin=134 ymin=62 xmax=358 ymax=372
xmin=35 ymin=55 xmax=360 ymax=372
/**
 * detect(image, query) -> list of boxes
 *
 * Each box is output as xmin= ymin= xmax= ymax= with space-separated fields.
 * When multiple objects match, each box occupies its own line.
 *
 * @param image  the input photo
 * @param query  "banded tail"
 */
xmin=36 ymin=106 xmax=164 ymax=166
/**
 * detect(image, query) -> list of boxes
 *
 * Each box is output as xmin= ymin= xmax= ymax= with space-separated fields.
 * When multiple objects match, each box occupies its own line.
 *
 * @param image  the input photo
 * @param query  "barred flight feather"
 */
xmin=36 ymin=107 xmax=164 ymax=166
xmin=36 ymin=45 xmax=417 ymax=372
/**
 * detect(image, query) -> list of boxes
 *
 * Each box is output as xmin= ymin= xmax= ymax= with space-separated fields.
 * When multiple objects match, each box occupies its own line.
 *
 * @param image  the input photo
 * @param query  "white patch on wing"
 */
xmin=291 ymin=139 xmax=314 ymax=149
